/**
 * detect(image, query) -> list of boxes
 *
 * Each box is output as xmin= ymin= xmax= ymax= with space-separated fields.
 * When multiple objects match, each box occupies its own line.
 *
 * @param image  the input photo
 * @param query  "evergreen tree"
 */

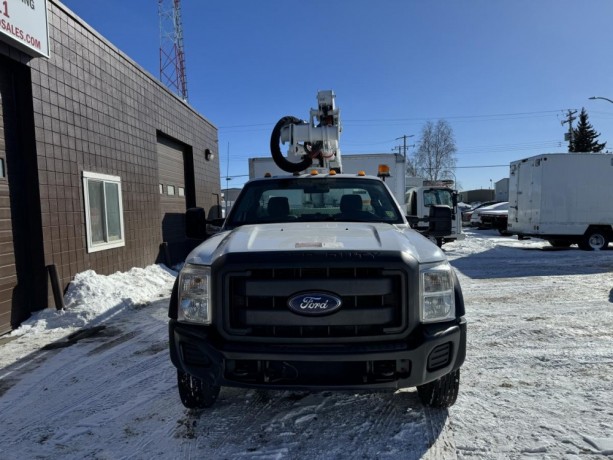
xmin=570 ymin=108 xmax=606 ymax=152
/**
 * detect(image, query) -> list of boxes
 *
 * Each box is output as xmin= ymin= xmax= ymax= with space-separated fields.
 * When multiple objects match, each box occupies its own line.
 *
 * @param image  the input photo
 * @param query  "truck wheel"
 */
xmin=579 ymin=230 xmax=609 ymax=251
xmin=416 ymin=369 xmax=460 ymax=408
xmin=177 ymin=370 xmax=220 ymax=409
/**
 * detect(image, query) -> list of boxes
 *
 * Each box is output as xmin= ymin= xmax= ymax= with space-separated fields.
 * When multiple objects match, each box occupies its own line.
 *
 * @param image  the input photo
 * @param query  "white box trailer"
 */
xmin=249 ymin=153 xmax=407 ymax=205
xmin=507 ymin=153 xmax=613 ymax=250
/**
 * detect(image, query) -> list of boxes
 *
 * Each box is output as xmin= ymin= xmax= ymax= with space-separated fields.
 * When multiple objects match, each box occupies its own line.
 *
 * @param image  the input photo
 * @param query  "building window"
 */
xmin=178 ymin=187 xmax=185 ymax=197
xmin=159 ymin=184 xmax=164 ymax=194
xmin=83 ymin=171 xmax=125 ymax=253
xmin=167 ymin=185 xmax=175 ymax=196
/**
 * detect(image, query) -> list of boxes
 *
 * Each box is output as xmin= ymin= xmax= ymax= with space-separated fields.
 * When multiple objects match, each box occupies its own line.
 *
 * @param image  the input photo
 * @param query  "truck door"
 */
xmin=508 ymin=163 xmax=520 ymax=224
xmin=509 ymin=159 xmax=536 ymax=231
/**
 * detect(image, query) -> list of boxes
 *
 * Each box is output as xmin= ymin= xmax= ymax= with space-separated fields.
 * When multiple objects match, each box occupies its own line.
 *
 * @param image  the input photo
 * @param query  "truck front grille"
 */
xmin=222 ymin=266 xmax=407 ymax=339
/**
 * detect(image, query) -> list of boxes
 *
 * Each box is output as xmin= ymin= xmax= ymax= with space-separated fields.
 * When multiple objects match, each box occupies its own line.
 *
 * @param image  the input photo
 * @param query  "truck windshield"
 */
xmin=225 ymin=177 xmax=404 ymax=228
xmin=423 ymin=189 xmax=453 ymax=207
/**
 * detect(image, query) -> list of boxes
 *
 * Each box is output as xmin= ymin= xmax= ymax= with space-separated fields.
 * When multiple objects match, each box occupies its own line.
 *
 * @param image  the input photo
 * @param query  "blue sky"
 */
xmin=60 ymin=0 xmax=613 ymax=191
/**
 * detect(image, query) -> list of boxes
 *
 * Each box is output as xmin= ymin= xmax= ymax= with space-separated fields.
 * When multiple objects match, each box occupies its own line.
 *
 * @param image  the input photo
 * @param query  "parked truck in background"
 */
xmin=507 ymin=153 xmax=613 ymax=250
xmin=404 ymin=182 xmax=464 ymax=247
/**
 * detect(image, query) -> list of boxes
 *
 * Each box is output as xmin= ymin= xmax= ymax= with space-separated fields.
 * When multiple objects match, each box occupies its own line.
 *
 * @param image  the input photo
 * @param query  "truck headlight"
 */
xmin=178 ymin=265 xmax=212 ymax=324
xmin=420 ymin=262 xmax=455 ymax=323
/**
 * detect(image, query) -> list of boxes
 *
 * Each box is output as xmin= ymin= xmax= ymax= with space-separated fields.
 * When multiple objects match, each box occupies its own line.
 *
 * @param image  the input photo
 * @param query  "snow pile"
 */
xmin=10 ymin=264 xmax=177 ymax=337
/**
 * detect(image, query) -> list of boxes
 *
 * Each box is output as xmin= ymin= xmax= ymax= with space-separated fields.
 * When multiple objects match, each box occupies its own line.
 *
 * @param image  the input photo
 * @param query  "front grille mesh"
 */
xmin=224 ymin=266 xmax=406 ymax=339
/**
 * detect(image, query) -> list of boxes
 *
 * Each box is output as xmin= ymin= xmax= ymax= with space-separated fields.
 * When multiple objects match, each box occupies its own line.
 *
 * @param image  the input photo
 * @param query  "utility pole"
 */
xmin=561 ymin=109 xmax=577 ymax=151
xmin=396 ymin=135 xmax=416 ymax=178
xmin=395 ymin=134 xmax=414 ymax=159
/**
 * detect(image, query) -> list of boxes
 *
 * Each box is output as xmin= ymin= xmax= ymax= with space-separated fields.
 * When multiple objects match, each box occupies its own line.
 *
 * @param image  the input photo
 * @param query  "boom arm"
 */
xmin=270 ymin=90 xmax=342 ymax=173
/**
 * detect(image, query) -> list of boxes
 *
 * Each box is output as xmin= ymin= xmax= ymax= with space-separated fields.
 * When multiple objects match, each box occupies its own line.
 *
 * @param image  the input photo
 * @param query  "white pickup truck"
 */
xmin=168 ymin=171 xmax=466 ymax=409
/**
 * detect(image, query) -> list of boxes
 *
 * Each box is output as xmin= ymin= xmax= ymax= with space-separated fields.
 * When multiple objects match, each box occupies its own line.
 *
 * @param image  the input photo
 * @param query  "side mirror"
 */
xmin=428 ymin=205 xmax=452 ymax=236
xmin=186 ymin=207 xmax=207 ymax=239
xmin=452 ymin=191 xmax=458 ymax=208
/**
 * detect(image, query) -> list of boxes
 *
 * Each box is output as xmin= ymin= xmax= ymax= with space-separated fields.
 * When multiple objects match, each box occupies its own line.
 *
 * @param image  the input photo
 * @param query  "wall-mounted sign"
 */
xmin=0 ymin=0 xmax=49 ymax=58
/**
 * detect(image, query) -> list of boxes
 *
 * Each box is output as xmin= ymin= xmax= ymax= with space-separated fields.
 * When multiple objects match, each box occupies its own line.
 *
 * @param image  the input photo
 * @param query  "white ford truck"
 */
xmin=168 ymin=92 xmax=466 ymax=409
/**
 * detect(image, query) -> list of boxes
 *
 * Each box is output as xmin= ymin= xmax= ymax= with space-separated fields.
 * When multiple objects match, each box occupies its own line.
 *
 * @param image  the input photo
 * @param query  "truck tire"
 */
xmin=416 ymin=369 xmax=460 ymax=408
xmin=578 ymin=229 xmax=610 ymax=251
xmin=177 ymin=370 xmax=220 ymax=409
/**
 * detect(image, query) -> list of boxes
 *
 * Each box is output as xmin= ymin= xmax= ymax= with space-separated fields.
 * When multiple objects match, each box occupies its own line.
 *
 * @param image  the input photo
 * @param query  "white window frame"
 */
xmin=82 ymin=171 xmax=126 ymax=253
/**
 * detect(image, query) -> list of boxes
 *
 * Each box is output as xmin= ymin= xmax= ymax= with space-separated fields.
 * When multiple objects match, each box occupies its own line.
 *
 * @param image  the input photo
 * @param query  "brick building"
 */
xmin=0 ymin=0 xmax=219 ymax=333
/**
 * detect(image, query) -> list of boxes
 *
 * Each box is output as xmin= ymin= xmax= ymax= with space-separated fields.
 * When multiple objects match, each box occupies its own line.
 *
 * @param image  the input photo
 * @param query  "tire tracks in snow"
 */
xmin=171 ymin=389 xmax=457 ymax=459
xmin=0 ymin=300 xmax=459 ymax=460
xmin=0 ymin=310 xmax=173 ymax=458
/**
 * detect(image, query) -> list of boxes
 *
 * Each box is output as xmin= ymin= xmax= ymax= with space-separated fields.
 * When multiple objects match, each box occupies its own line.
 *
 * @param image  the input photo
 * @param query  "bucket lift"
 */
xmin=270 ymin=90 xmax=342 ymax=173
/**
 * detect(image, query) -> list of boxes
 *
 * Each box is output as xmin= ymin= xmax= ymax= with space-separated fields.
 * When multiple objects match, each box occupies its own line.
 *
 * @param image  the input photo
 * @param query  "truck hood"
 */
xmin=185 ymin=222 xmax=446 ymax=266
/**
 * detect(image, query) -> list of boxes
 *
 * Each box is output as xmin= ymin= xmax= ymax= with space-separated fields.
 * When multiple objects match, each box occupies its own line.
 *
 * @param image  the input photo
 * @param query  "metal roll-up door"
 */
xmin=0 ymin=66 xmax=18 ymax=335
xmin=157 ymin=135 xmax=188 ymax=265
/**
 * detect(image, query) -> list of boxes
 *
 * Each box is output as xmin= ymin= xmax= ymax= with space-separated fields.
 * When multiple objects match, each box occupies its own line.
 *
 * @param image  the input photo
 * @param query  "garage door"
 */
xmin=157 ymin=135 xmax=189 ymax=265
xmin=0 ymin=66 xmax=18 ymax=335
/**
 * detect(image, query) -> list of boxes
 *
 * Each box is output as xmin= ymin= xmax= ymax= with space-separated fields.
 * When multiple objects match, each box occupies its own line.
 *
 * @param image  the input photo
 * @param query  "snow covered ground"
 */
xmin=0 ymin=229 xmax=612 ymax=459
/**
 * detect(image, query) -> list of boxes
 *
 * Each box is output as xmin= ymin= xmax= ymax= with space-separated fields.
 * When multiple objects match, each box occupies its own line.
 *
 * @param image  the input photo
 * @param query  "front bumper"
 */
xmin=169 ymin=318 xmax=466 ymax=391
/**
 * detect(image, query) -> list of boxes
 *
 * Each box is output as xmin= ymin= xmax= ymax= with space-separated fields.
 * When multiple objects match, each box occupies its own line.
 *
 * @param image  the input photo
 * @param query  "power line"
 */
xmin=344 ymin=110 xmax=567 ymax=123
xmin=217 ymin=109 xmax=573 ymax=131
xmin=455 ymin=164 xmax=509 ymax=169
xmin=343 ymin=138 xmax=399 ymax=146
xmin=457 ymin=141 xmax=563 ymax=155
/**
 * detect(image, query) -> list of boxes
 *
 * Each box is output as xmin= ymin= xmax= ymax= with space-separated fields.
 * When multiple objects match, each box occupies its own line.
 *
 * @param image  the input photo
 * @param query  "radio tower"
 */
xmin=158 ymin=0 xmax=188 ymax=101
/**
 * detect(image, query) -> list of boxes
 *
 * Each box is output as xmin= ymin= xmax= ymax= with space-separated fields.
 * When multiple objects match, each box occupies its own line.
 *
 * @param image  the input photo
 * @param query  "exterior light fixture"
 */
xmin=205 ymin=149 xmax=215 ymax=161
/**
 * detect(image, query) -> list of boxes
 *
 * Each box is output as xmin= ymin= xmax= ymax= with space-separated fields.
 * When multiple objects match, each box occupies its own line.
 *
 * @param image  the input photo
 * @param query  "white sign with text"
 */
xmin=0 ymin=0 xmax=49 ymax=58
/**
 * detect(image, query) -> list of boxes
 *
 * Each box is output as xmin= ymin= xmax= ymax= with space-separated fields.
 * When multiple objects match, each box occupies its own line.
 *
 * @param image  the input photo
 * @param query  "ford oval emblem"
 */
xmin=287 ymin=292 xmax=342 ymax=316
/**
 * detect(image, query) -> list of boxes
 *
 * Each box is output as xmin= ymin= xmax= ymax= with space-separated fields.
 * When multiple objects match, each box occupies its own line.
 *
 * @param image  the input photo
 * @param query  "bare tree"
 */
xmin=405 ymin=157 xmax=417 ymax=177
xmin=413 ymin=120 xmax=457 ymax=181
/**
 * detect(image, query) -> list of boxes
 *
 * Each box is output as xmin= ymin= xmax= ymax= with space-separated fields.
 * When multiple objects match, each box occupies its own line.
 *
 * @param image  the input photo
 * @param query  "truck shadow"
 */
xmin=450 ymin=246 xmax=613 ymax=279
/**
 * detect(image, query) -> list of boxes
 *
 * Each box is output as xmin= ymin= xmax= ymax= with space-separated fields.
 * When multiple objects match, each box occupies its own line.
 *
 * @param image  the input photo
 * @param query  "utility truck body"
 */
xmin=507 ymin=153 xmax=613 ymax=250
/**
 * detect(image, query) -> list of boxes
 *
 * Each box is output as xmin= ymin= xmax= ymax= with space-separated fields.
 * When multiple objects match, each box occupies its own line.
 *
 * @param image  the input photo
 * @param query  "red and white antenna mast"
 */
xmin=158 ymin=0 xmax=188 ymax=101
